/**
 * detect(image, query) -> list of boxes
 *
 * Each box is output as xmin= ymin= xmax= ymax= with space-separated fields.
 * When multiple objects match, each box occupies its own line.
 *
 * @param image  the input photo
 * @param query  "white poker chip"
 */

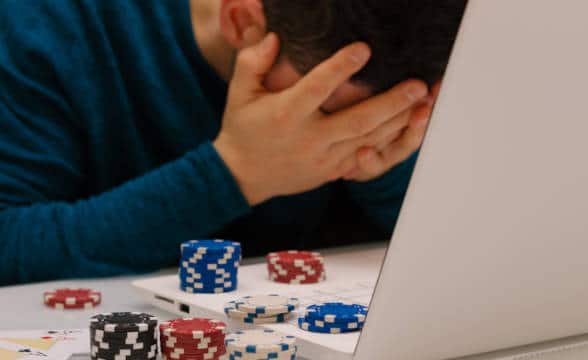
xmin=227 ymin=346 xmax=297 ymax=360
xmin=225 ymin=329 xmax=296 ymax=355
xmin=233 ymin=295 xmax=299 ymax=316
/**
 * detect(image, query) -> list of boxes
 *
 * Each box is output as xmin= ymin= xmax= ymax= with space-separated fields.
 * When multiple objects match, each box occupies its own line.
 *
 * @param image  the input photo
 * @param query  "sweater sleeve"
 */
xmin=343 ymin=152 xmax=419 ymax=236
xmin=0 ymin=113 xmax=251 ymax=285
xmin=0 ymin=70 xmax=250 ymax=284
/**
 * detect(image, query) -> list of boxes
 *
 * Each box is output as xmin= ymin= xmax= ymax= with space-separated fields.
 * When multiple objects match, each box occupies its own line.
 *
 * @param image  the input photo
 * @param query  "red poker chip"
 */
xmin=43 ymin=288 xmax=101 ymax=309
xmin=160 ymin=333 xmax=225 ymax=345
xmin=162 ymin=355 xmax=225 ymax=360
xmin=269 ymin=271 xmax=326 ymax=284
xmin=267 ymin=263 xmax=324 ymax=276
xmin=162 ymin=345 xmax=226 ymax=356
xmin=160 ymin=318 xmax=226 ymax=339
xmin=161 ymin=338 xmax=225 ymax=347
xmin=161 ymin=340 xmax=226 ymax=352
xmin=266 ymin=250 xmax=324 ymax=266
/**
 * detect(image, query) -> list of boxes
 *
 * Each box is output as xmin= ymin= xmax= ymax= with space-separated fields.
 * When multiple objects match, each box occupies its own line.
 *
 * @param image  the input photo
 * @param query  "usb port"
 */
xmin=179 ymin=303 xmax=190 ymax=314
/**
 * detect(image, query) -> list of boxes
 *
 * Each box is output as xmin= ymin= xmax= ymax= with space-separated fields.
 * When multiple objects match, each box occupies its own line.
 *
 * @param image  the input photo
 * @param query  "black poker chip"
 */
xmin=90 ymin=329 xmax=157 ymax=344
xmin=89 ymin=312 xmax=158 ymax=360
xmin=90 ymin=312 xmax=158 ymax=332
xmin=90 ymin=339 xmax=157 ymax=351
xmin=91 ymin=343 xmax=157 ymax=359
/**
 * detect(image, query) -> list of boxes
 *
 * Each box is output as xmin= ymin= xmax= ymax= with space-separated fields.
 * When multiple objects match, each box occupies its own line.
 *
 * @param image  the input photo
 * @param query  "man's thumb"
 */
xmin=232 ymin=31 xmax=279 ymax=96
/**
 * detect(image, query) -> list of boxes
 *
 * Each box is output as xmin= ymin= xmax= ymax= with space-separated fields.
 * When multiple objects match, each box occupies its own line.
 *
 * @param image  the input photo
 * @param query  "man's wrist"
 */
xmin=212 ymin=138 xmax=269 ymax=206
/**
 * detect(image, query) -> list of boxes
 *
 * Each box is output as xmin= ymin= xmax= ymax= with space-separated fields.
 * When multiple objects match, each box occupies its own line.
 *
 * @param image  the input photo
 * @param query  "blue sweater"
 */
xmin=0 ymin=0 xmax=417 ymax=285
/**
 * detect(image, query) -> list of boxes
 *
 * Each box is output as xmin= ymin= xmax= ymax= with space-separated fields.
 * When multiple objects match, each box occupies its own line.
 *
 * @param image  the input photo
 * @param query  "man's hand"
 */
xmin=341 ymin=81 xmax=442 ymax=182
xmin=214 ymin=30 xmax=428 ymax=206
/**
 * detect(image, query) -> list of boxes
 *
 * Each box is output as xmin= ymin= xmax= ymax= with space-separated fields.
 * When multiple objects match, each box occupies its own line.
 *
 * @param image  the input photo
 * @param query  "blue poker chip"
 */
xmin=181 ymin=239 xmax=241 ymax=255
xmin=297 ymin=316 xmax=363 ymax=334
xmin=178 ymin=239 xmax=241 ymax=294
xmin=303 ymin=302 xmax=368 ymax=324
xmin=179 ymin=267 xmax=238 ymax=279
xmin=180 ymin=281 xmax=237 ymax=294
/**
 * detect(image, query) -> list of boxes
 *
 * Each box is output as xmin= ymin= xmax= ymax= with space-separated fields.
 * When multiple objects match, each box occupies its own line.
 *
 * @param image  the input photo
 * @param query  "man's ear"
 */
xmin=220 ymin=0 xmax=267 ymax=49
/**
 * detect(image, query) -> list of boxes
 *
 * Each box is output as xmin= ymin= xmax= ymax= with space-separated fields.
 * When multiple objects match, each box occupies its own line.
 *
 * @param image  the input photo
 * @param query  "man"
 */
xmin=0 ymin=0 xmax=466 ymax=284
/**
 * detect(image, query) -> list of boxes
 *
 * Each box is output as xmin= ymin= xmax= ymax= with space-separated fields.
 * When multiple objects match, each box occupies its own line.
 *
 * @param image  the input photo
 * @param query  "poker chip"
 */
xmin=90 ymin=312 xmax=158 ymax=333
xmin=89 ymin=312 xmax=158 ymax=360
xmin=44 ymin=288 xmax=101 ymax=310
xmin=228 ymin=346 xmax=297 ymax=360
xmin=223 ymin=295 xmax=299 ymax=324
xmin=266 ymin=251 xmax=324 ymax=266
xmin=160 ymin=318 xmax=227 ymax=360
xmin=268 ymin=272 xmax=326 ymax=285
xmin=297 ymin=302 xmax=368 ymax=334
xmin=180 ymin=240 xmax=241 ymax=294
xmin=297 ymin=317 xmax=362 ymax=334
xmin=304 ymin=302 xmax=368 ymax=323
xmin=266 ymin=251 xmax=326 ymax=285
xmin=234 ymin=295 xmax=299 ymax=316
xmin=161 ymin=318 xmax=226 ymax=338
xmin=225 ymin=330 xmax=296 ymax=358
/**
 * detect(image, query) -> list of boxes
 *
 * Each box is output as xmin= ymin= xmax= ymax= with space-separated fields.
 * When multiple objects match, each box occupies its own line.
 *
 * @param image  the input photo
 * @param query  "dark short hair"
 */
xmin=262 ymin=0 xmax=468 ymax=94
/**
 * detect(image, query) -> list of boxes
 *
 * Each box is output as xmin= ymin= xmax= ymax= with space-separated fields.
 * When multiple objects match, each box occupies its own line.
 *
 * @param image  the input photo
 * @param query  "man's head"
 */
xmin=218 ymin=0 xmax=467 ymax=112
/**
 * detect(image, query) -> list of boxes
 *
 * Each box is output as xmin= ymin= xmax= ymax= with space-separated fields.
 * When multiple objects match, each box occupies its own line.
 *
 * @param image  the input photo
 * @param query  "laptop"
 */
xmin=134 ymin=0 xmax=588 ymax=358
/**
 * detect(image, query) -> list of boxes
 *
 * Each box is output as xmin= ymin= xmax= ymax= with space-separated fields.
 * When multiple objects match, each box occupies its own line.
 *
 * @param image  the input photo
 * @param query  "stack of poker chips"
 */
xmin=225 ymin=329 xmax=297 ymax=360
xmin=224 ymin=294 xmax=299 ymax=324
xmin=266 ymin=251 xmax=326 ymax=284
xmin=159 ymin=318 xmax=227 ymax=360
xmin=44 ymin=288 xmax=101 ymax=310
xmin=89 ymin=312 xmax=158 ymax=360
xmin=297 ymin=302 xmax=368 ymax=334
xmin=179 ymin=240 xmax=241 ymax=294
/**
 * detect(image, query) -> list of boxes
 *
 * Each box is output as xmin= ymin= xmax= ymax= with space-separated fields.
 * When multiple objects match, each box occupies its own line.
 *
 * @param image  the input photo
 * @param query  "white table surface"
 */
xmin=3 ymin=242 xmax=588 ymax=360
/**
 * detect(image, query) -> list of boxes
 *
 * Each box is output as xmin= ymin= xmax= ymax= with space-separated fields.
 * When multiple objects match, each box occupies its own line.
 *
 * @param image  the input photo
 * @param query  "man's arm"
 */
xmin=0 ymin=87 xmax=250 ymax=285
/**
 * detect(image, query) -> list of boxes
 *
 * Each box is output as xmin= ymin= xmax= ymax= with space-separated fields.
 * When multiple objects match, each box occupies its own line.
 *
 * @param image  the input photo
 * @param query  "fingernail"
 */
xmin=351 ymin=45 xmax=371 ymax=65
xmin=406 ymin=84 xmax=428 ymax=101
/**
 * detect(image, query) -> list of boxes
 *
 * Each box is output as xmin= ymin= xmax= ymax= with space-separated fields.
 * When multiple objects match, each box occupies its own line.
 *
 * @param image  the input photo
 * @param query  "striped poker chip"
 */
xmin=267 ymin=262 xmax=323 ymax=276
xmin=225 ymin=329 xmax=296 ymax=355
xmin=268 ymin=271 xmax=326 ymax=284
xmin=228 ymin=346 xmax=297 ymax=360
xmin=233 ymin=295 xmax=299 ymax=316
xmin=160 ymin=318 xmax=227 ymax=339
xmin=159 ymin=318 xmax=227 ymax=360
xmin=44 ymin=288 xmax=101 ymax=309
xmin=266 ymin=251 xmax=324 ymax=267
xmin=90 ymin=312 xmax=158 ymax=333
xmin=297 ymin=317 xmax=363 ymax=334
xmin=179 ymin=240 xmax=241 ymax=294
xmin=181 ymin=240 xmax=241 ymax=255
xmin=304 ymin=302 xmax=368 ymax=323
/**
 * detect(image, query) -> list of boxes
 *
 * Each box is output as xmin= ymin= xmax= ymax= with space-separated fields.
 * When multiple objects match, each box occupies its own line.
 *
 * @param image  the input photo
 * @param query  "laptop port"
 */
xmin=179 ymin=303 xmax=190 ymax=314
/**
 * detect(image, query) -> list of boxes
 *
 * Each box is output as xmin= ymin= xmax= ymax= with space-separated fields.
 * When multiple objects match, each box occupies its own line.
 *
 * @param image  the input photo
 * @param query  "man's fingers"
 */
xmin=356 ymin=148 xmax=385 ymax=178
xmin=380 ymin=119 xmax=428 ymax=168
xmin=230 ymin=31 xmax=280 ymax=103
xmin=283 ymin=42 xmax=372 ymax=119
xmin=321 ymin=79 xmax=428 ymax=143
xmin=362 ymin=107 xmax=412 ymax=147
xmin=354 ymin=109 xmax=431 ymax=180
xmin=330 ymin=155 xmax=359 ymax=181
